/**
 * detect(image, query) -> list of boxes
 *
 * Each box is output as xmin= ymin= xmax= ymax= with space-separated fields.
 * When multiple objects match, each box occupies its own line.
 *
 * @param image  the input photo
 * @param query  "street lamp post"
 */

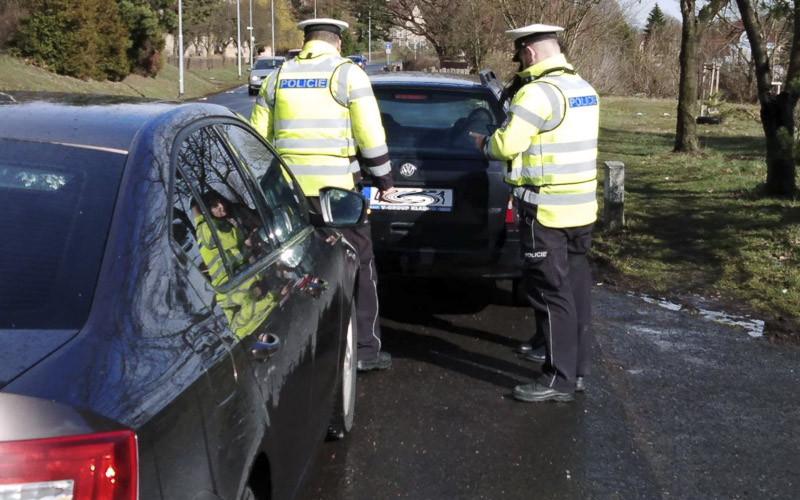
xmin=271 ymin=0 xmax=275 ymax=56
xmin=236 ymin=0 xmax=242 ymax=78
xmin=248 ymin=0 xmax=253 ymax=66
xmin=368 ymin=9 xmax=371 ymax=64
xmin=178 ymin=0 xmax=184 ymax=96
xmin=314 ymin=0 xmax=317 ymax=17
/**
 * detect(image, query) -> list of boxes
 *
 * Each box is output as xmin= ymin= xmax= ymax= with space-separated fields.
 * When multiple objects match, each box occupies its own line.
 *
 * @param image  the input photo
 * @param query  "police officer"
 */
xmin=471 ymin=24 xmax=599 ymax=402
xmin=250 ymin=18 xmax=395 ymax=372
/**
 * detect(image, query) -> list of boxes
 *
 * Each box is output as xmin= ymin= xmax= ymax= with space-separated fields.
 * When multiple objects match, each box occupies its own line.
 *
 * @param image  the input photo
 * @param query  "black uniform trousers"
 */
xmin=519 ymin=200 xmax=593 ymax=393
xmin=339 ymin=220 xmax=383 ymax=361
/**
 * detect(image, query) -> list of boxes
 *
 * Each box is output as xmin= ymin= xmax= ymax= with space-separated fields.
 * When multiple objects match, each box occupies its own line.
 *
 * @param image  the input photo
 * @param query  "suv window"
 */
xmin=0 ymin=141 xmax=125 ymax=329
xmin=375 ymin=88 xmax=503 ymax=155
xmin=173 ymin=126 xmax=275 ymax=287
xmin=218 ymin=124 xmax=309 ymax=246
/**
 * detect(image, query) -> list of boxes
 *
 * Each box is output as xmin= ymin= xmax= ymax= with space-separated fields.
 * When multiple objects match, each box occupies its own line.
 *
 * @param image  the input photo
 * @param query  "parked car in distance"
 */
xmin=0 ymin=94 xmax=365 ymax=500
xmin=366 ymin=71 xmax=525 ymax=298
xmin=346 ymin=54 xmax=367 ymax=70
xmin=249 ymin=56 xmax=286 ymax=95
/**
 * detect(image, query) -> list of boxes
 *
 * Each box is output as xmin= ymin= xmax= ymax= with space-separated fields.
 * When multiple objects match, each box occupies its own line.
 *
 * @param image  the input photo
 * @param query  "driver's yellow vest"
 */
xmin=272 ymin=56 xmax=359 ymax=195
xmin=503 ymin=73 xmax=599 ymax=228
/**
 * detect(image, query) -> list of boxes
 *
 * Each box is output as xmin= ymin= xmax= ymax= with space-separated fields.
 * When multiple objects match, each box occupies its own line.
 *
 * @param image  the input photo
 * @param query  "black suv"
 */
xmin=366 ymin=71 xmax=522 ymax=290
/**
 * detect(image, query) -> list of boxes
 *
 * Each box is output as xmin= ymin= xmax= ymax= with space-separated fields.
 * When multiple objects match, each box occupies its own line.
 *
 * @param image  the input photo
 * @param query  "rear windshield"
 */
xmin=0 ymin=140 xmax=125 ymax=330
xmin=254 ymin=59 xmax=282 ymax=70
xmin=374 ymin=88 xmax=504 ymax=156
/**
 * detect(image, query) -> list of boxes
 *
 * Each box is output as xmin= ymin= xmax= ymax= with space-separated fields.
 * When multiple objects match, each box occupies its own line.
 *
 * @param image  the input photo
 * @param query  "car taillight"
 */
xmin=0 ymin=430 xmax=137 ymax=500
xmin=505 ymin=196 xmax=515 ymax=224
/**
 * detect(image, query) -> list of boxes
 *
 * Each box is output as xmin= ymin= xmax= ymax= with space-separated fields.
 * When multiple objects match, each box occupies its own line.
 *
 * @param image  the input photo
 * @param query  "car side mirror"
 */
xmin=318 ymin=187 xmax=368 ymax=227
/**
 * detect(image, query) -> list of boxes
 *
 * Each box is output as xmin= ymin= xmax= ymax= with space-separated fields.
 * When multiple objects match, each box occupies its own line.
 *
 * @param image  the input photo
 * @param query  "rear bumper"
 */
xmin=374 ymin=237 xmax=521 ymax=279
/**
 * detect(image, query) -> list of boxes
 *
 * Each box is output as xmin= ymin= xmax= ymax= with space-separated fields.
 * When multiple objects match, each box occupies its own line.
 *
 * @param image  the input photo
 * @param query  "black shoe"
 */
xmin=575 ymin=376 xmax=585 ymax=393
xmin=357 ymin=351 xmax=392 ymax=372
xmin=522 ymin=345 xmax=546 ymax=363
xmin=513 ymin=382 xmax=574 ymax=402
xmin=515 ymin=342 xmax=532 ymax=354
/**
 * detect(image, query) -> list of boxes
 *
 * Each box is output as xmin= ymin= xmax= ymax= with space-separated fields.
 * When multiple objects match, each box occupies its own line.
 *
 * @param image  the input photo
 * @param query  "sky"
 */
xmin=626 ymin=0 xmax=683 ymax=28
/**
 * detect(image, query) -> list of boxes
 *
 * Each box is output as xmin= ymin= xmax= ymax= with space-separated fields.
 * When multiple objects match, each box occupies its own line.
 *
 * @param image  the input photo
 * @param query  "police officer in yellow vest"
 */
xmin=250 ymin=18 xmax=395 ymax=372
xmin=471 ymin=24 xmax=599 ymax=402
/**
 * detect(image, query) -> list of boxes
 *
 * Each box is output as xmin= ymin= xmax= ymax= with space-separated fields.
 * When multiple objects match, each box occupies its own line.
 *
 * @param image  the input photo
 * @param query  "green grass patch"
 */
xmin=0 ymin=54 xmax=244 ymax=99
xmin=596 ymin=96 xmax=800 ymax=340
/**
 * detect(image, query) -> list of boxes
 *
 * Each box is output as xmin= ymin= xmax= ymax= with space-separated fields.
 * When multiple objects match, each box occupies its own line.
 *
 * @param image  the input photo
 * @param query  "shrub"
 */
xmin=13 ymin=0 xmax=129 ymax=81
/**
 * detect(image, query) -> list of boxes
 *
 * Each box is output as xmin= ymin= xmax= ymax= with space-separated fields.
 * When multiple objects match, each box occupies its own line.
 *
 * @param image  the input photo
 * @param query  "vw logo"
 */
xmin=399 ymin=163 xmax=417 ymax=177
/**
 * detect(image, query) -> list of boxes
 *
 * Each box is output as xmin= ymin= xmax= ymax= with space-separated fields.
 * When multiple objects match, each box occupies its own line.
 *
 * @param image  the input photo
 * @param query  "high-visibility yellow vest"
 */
xmin=272 ymin=55 xmax=358 ymax=195
xmin=195 ymin=215 xmax=245 ymax=287
xmin=488 ymin=60 xmax=599 ymax=228
xmin=251 ymin=40 xmax=391 ymax=197
xmin=216 ymin=277 xmax=279 ymax=339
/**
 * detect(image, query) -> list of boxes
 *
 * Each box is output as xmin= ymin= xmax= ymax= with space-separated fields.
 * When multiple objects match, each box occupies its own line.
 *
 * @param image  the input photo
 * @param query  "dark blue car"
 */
xmin=346 ymin=54 xmax=367 ymax=70
xmin=0 ymin=95 xmax=366 ymax=500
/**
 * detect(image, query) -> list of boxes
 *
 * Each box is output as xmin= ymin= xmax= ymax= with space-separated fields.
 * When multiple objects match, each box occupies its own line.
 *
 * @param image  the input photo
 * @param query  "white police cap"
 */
xmin=297 ymin=18 xmax=349 ymax=36
xmin=505 ymin=24 xmax=564 ymax=49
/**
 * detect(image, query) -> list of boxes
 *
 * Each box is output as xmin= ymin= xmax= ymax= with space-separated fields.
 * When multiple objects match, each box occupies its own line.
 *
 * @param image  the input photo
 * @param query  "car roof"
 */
xmin=0 ymin=93 xmax=237 ymax=153
xmin=256 ymin=56 xmax=285 ymax=61
xmin=369 ymin=72 xmax=485 ymax=89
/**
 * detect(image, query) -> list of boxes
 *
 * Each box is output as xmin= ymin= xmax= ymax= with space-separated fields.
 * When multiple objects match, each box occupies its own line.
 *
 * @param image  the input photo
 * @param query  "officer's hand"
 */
xmin=377 ymin=187 xmax=398 ymax=202
xmin=469 ymin=132 xmax=487 ymax=150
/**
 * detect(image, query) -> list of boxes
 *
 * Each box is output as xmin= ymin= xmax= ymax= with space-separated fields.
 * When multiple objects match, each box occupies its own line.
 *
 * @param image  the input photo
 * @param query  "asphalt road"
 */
xmin=207 ymin=89 xmax=800 ymax=499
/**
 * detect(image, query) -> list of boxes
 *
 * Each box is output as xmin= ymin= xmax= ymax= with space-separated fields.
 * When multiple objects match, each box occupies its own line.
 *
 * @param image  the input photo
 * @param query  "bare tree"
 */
xmin=0 ymin=0 xmax=26 ymax=46
xmin=495 ymin=0 xmax=603 ymax=54
xmin=385 ymin=0 xmax=463 ymax=58
xmin=674 ymin=0 xmax=729 ymax=152
xmin=735 ymin=0 xmax=799 ymax=195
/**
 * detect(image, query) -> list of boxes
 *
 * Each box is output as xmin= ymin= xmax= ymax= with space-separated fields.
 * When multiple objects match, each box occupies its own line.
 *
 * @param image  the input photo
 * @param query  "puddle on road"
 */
xmin=630 ymin=293 xmax=765 ymax=338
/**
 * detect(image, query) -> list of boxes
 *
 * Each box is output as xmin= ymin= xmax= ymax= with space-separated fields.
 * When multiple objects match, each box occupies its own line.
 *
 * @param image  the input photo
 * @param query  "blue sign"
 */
xmin=568 ymin=95 xmax=598 ymax=108
xmin=385 ymin=42 xmax=392 ymax=50
xmin=279 ymin=78 xmax=328 ymax=89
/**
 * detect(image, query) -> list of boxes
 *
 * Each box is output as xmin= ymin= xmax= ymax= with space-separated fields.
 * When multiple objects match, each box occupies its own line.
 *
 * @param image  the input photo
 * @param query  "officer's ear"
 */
xmin=524 ymin=45 xmax=537 ymax=64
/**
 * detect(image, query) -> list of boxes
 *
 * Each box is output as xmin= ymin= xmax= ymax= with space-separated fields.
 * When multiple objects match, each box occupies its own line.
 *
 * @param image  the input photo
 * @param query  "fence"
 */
xmin=165 ymin=56 xmax=234 ymax=70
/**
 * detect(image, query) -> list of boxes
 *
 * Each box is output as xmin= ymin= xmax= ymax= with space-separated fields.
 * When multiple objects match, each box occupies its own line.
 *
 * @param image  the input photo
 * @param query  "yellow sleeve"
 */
xmin=248 ymin=71 xmax=277 ymax=142
xmin=486 ymin=83 xmax=562 ymax=161
xmin=347 ymin=67 xmax=391 ymax=178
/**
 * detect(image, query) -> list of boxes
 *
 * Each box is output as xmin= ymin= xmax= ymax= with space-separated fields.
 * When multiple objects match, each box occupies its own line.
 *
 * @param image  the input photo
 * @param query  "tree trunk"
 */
xmin=761 ymin=92 xmax=798 ymax=195
xmin=674 ymin=0 xmax=699 ymax=152
xmin=736 ymin=0 xmax=798 ymax=195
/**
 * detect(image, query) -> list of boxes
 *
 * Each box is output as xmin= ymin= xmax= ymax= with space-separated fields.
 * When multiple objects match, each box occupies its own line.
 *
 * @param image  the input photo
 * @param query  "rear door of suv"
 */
xmin=367 ymin=84 xmax=508 ymax=269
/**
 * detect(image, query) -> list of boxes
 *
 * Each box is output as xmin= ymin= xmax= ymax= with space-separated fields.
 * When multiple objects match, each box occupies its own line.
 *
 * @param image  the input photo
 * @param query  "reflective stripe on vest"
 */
xmin=273 ymin=56 xmax=357 ymax=195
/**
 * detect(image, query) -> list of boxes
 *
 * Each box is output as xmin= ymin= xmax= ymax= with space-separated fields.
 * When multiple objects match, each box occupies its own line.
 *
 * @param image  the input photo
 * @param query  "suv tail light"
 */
xmin=505 ymin=195 xmax=516 ymax=224
xmin=0 ymin=430 xmax=137 ymax=500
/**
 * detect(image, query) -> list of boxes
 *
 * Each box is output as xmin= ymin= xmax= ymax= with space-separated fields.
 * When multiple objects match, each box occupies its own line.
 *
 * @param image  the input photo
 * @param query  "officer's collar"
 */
xmin=517 ymin=54 xmax=572 ymax=79
xmin=298 ymin=40 xmax=340 ymax=59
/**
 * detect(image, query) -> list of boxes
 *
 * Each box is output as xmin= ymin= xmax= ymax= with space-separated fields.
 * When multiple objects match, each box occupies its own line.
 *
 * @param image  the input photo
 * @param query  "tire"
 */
xmin=327 ymin=301 xmax=356 ymax=440
xmin=248 ymin=88 xmax=257 ymax=96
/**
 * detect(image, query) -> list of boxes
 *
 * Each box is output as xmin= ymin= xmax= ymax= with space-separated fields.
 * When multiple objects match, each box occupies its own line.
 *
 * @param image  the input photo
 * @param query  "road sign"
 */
xmin=385 ymin=42 xmax=392 ymax=50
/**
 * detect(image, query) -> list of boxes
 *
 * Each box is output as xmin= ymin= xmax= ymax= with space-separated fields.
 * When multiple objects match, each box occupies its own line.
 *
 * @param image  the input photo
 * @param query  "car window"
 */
xmin=0 ymin=140 xmax=125 ymax=329
xmin=218 ymin=124 xmax=309 ymax=246
xmin=173 ymin=126 xmax=275 ymax=287
xmin=375 ymin=89 xmax=503 ymax=155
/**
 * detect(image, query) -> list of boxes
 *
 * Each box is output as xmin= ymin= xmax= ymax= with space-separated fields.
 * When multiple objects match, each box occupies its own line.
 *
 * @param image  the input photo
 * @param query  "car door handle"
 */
xmin=251 ymin=333 xmax=280 ymax=362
